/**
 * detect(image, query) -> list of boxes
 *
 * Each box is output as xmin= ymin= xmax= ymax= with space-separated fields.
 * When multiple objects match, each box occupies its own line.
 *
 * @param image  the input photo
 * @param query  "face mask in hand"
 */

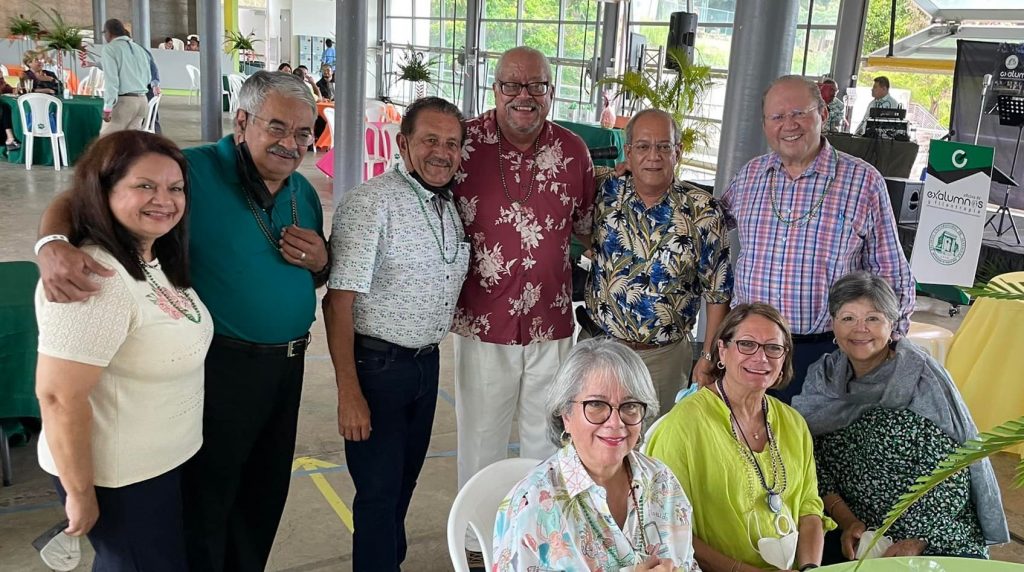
xmin=855 ymin=529 xmax=894 ymax=559
xmin=754 ymin=512 xmax=798 ymax=570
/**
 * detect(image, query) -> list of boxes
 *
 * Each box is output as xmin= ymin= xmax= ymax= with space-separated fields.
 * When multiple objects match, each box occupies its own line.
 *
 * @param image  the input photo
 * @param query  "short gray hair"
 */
xmin=761 ymin=74 xmax=826 ymax=115
xmin=238 ymin=71 xmax=316 ymax=118
xmin=624 ymin=109 xmax=680 ymax=146
xmin=828 ymin=271 xmax=901 ymax=325
xmin=494 ymin=46 xmax=552 ymax=83
xmin=545 ymin=337 xmax=659 ymax=448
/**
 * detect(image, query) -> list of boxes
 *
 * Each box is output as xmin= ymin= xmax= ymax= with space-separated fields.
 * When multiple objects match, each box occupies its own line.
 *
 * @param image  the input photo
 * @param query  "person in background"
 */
xmin=22 ymin=49 xmax=62 ymax=95
xmin=792 ymin=272 xmax=1007 ymax=564
xmin=278 ymin=62 xmax=293 ymax=73
xmin=162 ymin=37 xmax=175 ymax=50
xmin=35 ymin=130 xmax=212 ymax=570
xmin=322 ymin=38 xmax=336 ymax=71
xmin=99 ymin=19 xmax=152 ymax=134
xmin=1 ymin=69 xmax=20 ymax=152
xmin=820 ymin=79 xmax=845 ymax=134
xmin=648 ymin=303 xmax=832 ymax=572
xmin=316 ymin=64 xmax=334 ymax=101
xmin=185 ymin=36 xmax=199 ymax=52
xmin=493 ymin=337 xmax=699 ymax=572
xmin=856 ymin=77 xmax=898 ymax=134
xmin=293 ymin=65 xmax=321 ymax=100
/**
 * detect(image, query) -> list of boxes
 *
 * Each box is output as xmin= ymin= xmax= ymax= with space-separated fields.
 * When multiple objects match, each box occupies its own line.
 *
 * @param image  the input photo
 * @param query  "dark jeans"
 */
xmin=346 ymin=339 xmax=440 ymax=572
xmin=182 ymin=337 xmax=306 ymax=572
xmin=53 ymin=468 xmax=187 ymax=572
xmin=769 ymin=335 xmax=834 ymax=404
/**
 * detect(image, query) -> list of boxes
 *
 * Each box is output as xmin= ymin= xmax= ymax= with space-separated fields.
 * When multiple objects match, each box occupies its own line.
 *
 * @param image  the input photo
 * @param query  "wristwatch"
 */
xmin=699 ymin=350 xmax=714 ymax=362
xmin=799 ymin=564 xmax=819 ymax=571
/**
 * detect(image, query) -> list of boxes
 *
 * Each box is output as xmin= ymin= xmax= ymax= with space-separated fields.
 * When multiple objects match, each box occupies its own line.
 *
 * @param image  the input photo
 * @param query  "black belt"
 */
xmin=791 ymin=331 xmax=833 ymax=344
xmin=354 ymin=334 xmax=438 ymax=357
xmin=118 ymin=93 xmax=145 ymax=97
xmin=212 ymin=333 xmax=311 ymax=358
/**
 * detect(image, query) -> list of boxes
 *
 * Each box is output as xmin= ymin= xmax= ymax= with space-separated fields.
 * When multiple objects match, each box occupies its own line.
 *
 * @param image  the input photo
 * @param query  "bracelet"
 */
xmin=826 ymin=497 xmax=843 ymax=515
xmin=799 ymin=565 xmax=819 ymax=571
xmin=34 ymin=234 xmax=69 ymax=256
xmin=700 ymin=350 xmax=714 ymax=362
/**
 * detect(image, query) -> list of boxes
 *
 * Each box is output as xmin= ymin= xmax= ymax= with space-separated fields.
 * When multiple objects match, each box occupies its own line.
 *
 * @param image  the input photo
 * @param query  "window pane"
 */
xmin=389 ymin=18 xmax=413 ymax=44
xmin=522 ymin=0 xmax=558 ymax=21
xmin=558 ymin=66 xmax=585 ymax=101
xmin=562 ymin=24 xmax=600 ymax=59
xmin=484 ymin=0 xmax=518 ymax=20
xmin=481 ymin=21 xmax=517 ymax=54
xmin=566 ymin=0 xmax=601 ymax=21
xmin=391 ymin=0 xmax=413 ymax=17
xmin=522 ymin=24 xmax=559 ymax=57
xmin=693 ymin=0 xmax=736 ymax=24
xmin=430 ymin=0 xmax=468 ymax=18
xmin=696 ymin=25 xmax=732 ymax=69
xmin=414 ymin=18 xmax=432 ymax=45
xmin=791 ymin=29 xmax=835 ymax=76
xmin=630 ymin=24 xmax=669 ymax=49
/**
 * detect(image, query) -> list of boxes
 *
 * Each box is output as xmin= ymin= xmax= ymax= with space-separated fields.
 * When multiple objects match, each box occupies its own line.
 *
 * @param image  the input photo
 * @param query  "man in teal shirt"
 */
xmin=35 ymin=71 xmax=329 ymax=571
xmin=99 ymin=19 xmax=152 ymax=134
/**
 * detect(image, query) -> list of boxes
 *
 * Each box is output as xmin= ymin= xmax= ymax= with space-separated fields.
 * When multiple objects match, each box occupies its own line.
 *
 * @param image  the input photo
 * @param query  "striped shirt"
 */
xmin=721 ymin=139 xmax=915 ymax=335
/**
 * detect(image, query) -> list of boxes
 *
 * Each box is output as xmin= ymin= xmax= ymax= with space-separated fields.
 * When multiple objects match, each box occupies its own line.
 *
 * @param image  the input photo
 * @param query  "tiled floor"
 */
xmin=0 ymin=96 xmax=1021 ymax=570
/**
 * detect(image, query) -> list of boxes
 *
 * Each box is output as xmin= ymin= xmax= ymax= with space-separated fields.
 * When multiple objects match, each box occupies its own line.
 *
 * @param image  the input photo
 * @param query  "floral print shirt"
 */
xmin=586 ymin=176 xmax=733 ymax=344
xmin=493 ymin=444 xmax=701 ymax=572
xmin=453 ymin=115 xmax=595 ymax=345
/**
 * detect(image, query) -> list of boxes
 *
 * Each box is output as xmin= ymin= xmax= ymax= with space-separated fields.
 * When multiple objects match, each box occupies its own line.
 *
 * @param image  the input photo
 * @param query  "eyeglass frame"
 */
xmin=494 ymin=80 xmax=550 ymax=97
xmin=244 ymin=111 xmax=316 ymax=147
xmin=627 ymin=140 xmax=679 ymax=156
xmin=764 ymin=104 xmax=822 ymax=125
xmin=724 ymin=339 xmax=789 ymax=359
xmin=570 ymin=399 xmax=648 ymax=426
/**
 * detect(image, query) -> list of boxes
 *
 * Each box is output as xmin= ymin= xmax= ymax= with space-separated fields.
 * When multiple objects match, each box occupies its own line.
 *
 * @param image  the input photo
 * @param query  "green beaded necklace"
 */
xmin=404 ymin=173 xmax=461 ymax=265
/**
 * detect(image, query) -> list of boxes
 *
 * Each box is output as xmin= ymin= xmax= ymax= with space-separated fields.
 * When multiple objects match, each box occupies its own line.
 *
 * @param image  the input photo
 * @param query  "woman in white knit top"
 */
xmin=34 ymin=131 xmax=213 ymax=570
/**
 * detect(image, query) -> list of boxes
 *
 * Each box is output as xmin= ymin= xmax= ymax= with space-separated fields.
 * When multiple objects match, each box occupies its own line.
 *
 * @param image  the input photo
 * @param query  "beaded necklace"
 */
xmin=716 ymin=380 xmax=788 ymax=513
xmin=244 ymin=190 xmax=298 ymax=250
xmin=139 ymin=258 xmax=202 ymax=324
xmin=579 ymin=461 xmax=646 ymax=567
xmin=496 ymin=125 xmax=541 ymax=207
xmin=767 ymin=147 xmax=838 ymax=228
xmin=404 ymin=175 xmax=461 ymax=264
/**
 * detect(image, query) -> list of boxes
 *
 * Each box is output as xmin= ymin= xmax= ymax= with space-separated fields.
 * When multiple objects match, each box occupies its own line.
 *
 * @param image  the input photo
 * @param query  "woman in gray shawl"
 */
xmin=792 ymin=271 xmax=1007 ymax=565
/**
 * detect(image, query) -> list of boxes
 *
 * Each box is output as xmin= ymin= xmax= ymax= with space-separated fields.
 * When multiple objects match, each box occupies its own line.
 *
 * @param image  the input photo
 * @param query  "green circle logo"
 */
xmin=928 ymin=223 xmax=966 ymax=266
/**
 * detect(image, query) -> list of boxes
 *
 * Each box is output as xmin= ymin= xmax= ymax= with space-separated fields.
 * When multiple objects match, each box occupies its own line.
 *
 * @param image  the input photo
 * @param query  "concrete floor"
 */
xmin=0 ymin=96 xmax=1022 ymax=570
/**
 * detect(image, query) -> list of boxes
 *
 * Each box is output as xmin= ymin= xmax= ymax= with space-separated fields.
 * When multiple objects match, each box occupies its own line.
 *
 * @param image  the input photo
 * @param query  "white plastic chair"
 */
xmin=380 ymin=122 xmax=401 ymax=170
xmin=142 ymin=94 xmax=162 ymax=133
xmin=172 ymin=38 xmax=186 ymax=50
xmin=16 ymin=94 xmax=68 ymax=171
xmin=446 ymin=457 xmax=540 ymax=572
xmin=365 ymin=99 xmax=386 ymax=123
xmin=323 ymin=107 xmax=335 ymax=150
xmin=78 ymin=67 xmax=104 ymax=96
xmin=227 ymin=74 xmax=245 ymax=112
xmin=363 ymin=123 xmax=388 ymax=180
xmin=185 ymin=64 xmax=200 ymax=104
xmin=0 ymin=64 xmax=9 ymax=78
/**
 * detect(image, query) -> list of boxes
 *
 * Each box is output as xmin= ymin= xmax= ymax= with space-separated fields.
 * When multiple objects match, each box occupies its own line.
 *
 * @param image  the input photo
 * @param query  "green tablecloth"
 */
xmin=820 ymin=557 xmax=1024 ymax=571
xmin=0 ymin=261 xmax=40 ymax=421
xmin=0 ymin=95 xmax=103 ymax=167
xmin=554 ymin=119 xmax=625 ymax=168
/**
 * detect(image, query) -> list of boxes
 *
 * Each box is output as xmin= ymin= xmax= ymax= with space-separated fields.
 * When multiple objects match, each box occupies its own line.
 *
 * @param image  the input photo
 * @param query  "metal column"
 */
xmin=93 ymin=0 xmax=107 ymax=44
xmin=832 ymin=0 xmax=870 ymax=89
xmin=333 ymin=0 xmax=369 ymax=205
xmin=199 ymin=0 xmax=223 ymax=142
xmin=594 ymin=1 xmax=619 ymax=123
xmin=132 ymin=0 xmax=151 ymax=48
xmin=461 ymin=0 xmax=482 ymax=117
xmin=711 ymin=0 xmax=800 ymax=196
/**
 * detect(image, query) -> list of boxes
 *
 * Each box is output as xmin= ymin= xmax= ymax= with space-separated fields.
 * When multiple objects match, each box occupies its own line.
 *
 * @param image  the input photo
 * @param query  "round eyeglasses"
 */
xmin=727 ymin=339 xmax=788 ymax=359
xmin=571 ymin=400 xmax=647 ymax=426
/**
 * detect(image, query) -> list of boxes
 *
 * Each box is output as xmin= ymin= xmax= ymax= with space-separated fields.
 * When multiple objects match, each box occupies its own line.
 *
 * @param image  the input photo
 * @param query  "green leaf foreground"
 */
xmin=853 ymin=416 xmax=1024 ymax=570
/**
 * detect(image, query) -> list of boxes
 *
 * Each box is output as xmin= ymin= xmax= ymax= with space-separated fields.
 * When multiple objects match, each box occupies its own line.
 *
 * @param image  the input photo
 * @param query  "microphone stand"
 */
xmin=974 ymin=80 xmax=989 ymax=145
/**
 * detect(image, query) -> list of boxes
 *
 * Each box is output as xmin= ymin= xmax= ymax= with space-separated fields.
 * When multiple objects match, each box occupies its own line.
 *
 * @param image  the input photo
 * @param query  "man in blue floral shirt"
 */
xmin=584 ymin=109 xmax=732 ymax=413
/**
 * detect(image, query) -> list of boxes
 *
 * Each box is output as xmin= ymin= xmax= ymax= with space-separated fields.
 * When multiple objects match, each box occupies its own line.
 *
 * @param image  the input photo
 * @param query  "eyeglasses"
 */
xmin=496 ymin=80 xmax=550 ymax=97
xmin=628 ymin=141 xmax=677 ymax=156
xmin=571 ymin=400 xmax=647 ymax=426
xmin=727 ymin=339 xmax=788 ymax=359
xmin=765 ymin=105 xmax=820 ymax=124
xmin=245 ymin=112 xmax=315 ymax=147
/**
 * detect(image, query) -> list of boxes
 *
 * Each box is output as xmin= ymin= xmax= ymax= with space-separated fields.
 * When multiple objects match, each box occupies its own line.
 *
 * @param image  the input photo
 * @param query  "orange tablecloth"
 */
xmin=2 ymin=65 xmax=78 ymax=93
xmin=315 ymin=100 xmax=333 ymax=150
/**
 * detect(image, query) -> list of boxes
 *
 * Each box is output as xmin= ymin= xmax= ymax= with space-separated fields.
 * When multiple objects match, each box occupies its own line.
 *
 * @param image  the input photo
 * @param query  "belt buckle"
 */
xmin=413 ymin=344 xmax=434 ymax=357
xmin=287 ymin=334 xmax=310 ymax=358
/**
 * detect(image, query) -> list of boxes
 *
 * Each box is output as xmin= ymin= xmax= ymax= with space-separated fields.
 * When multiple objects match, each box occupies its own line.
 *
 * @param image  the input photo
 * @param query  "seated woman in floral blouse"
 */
xmin=792 ymin=271 xmax=1008 ymax=563
xmin=492 ymin=337 xmax=699 ymax=572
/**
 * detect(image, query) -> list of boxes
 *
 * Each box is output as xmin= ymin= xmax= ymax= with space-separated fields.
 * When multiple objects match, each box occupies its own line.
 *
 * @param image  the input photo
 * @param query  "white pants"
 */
xmin=100 ymin=95 xmax=147 ymax=135
xmin=454 ymin=335 xmax=571 ymax=550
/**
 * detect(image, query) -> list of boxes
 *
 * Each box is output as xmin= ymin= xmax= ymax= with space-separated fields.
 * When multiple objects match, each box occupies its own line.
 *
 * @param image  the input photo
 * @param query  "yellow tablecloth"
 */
xmin=946 ymin=271 xmax=1024 ymax=456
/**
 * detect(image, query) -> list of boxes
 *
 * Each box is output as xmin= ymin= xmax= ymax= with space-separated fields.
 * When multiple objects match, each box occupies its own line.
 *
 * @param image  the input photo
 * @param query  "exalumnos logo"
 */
xmin=924 ymin=149 xmax=986 ymax=214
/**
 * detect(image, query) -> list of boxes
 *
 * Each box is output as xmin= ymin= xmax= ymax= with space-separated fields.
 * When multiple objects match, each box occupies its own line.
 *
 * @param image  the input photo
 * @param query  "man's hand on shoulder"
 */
xmin=38 ymin=241 xmax=114 ymax=303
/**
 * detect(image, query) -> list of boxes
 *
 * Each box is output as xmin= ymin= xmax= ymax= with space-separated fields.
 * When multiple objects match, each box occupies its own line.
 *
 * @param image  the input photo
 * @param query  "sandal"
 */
xmin=5 ymin=140 xmax=20 ymax=151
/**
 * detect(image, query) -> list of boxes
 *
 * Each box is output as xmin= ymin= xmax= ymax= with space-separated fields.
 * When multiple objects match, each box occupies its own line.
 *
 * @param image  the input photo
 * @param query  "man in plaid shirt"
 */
xmin=721 ymin=75 xmax=915 ymax=403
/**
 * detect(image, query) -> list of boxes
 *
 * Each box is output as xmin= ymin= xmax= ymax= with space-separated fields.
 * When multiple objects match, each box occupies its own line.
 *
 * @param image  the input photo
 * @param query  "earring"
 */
xmin=716 ymin=361 xmax=725 ymax=370
xmin=832 ymin=337 xmax=838 ymax=345
xmin=560 ymin=430 xmax=571 ymax=446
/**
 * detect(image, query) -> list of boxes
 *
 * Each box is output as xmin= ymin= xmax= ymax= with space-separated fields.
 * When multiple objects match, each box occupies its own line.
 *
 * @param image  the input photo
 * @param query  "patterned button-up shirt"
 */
xmin=452 ymin=115 xmax=595 ymax=345
xmin=493 ymin=444 xmax=700 ymax=572
xmin=721 ymin=139 xmax=915 ymax=335
xmin=586 ymin=176 xmax=733 ymax=344
xmin=328 ymin=163 xmax=470 ymax=348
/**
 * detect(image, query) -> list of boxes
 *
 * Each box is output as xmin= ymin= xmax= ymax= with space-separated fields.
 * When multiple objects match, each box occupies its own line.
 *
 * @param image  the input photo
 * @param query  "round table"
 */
xmin=907 ymin=321 xmax=955 ymax=365
xmin=0 ymin=261 xmax=41 ymax=421
xmin=946 ymin=271 xmax=1024 ymax=456
xmin=819 ymin=556 xmax=1024 ymax=571
xmin=0 ymin=94 xmax=103 ymax=166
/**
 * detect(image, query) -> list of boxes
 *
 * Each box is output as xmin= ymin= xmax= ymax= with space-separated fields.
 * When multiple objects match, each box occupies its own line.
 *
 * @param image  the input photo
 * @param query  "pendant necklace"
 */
xmin=768 ymin=147 xmax=838 ymax=227
xmin=496 ymin=124 xmax=541 ymax=207
xmin=717 ymin=380 xmax=788 ymax=513
xmin=579 ymin=460 xmax=647 ymax=566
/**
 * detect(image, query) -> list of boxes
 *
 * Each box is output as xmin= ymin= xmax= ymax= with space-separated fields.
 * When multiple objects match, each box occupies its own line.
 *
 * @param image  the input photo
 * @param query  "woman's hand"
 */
xmin=840 ymin=519 xmax=867 ymax=560
xmin=882 ymin=538 xmax=927 ymax=557
xmin=63 ymin=488 xmax=99 ymax=536
xmin=635 ymin=556 xmax=674 ymax=571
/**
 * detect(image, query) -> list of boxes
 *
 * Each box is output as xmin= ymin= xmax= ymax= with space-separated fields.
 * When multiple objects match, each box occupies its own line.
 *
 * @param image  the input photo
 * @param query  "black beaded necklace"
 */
xmin=496 ymin=124 xmax=541 ymax=207
xmin=716 ymin=379 xmax=788 ymax=513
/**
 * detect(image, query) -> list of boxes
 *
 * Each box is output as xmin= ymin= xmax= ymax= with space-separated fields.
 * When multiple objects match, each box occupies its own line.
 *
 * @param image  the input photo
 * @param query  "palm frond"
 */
xmin=8 ymin=14 xmax=43 ymax=38
xmin=962 ymin=279 xmax=1024 ymax=301
xmin=856 ymin=416 xmax=1024 ymax=566
xmin=31 ymin=3 xmax=83 ymax=51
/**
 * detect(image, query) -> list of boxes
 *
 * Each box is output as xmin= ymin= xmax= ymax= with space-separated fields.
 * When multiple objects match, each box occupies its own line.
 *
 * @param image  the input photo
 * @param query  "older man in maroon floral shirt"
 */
xmin=452 ymin=45 xmax=595 ymax=559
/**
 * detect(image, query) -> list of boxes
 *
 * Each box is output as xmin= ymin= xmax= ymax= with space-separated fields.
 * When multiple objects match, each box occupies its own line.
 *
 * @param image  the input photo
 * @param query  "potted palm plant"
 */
xmin=395 ymin=50 xmax=436 ymax=101
xmin=6 ymin=14 xmax=42 ymax=65
xmin=35 ymin=6 xmax=84 ymax=98
xmin=598 ymin=47 xmax=713 ymax=156
xmin=224 ymin=29 xmax=261 ymax=73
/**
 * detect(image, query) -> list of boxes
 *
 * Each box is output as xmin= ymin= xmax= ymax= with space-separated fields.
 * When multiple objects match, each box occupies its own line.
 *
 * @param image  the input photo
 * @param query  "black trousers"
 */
xmin=182 ymin=337 xmax=306 ymax=572
xmin=54 ymin=468 xmax=187 ymax=572
xmin=769 ymin=335 xmax=834 ymax=404
xmin=345 ymin=339 xmax=439 ymax=572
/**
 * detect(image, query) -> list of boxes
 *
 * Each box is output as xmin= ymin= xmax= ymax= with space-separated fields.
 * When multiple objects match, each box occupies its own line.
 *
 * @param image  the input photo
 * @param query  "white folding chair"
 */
xmin=364 ymin=123 xmax=388 ymax=180
xmin=185 ymin=64 xmax=200 ymax=104
xmin=172 ymin=38 xmax=186 ymax=51
xmin=142 ymin=94 xmax=162 ymax=133
xmin=446 ymin=458 xmax=541 ymax=572
xmin=323 ymin=107 xmax=335 ymax=150
xmin=17 ymin=94 xmax=68 ymax=171
xmin=380 ymin=122 xmax=401 ymax=170
xmin=227 ymin=74 xmax=245 ymax=112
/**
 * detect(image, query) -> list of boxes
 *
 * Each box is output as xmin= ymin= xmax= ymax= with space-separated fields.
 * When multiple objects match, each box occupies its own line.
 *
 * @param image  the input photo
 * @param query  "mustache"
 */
xmin=425 ymin=158 xmax=452 ymax=168
xmin=268 ymin=144 xmax=300 ymax=159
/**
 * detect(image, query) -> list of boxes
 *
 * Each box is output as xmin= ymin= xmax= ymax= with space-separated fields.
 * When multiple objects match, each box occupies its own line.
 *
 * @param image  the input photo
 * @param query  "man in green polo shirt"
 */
xmin=35 ymin=71 xmax=329 ymax=571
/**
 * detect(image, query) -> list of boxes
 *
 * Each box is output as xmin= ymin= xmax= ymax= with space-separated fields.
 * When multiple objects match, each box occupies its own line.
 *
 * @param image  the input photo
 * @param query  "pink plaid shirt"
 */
xmin=721 ymin=139 xmax=915 ymax=335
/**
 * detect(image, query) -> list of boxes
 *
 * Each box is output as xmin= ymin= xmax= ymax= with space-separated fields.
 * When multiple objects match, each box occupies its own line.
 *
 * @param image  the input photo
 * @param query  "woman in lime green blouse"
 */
xmin=648 ymin=303 xmax=834 ymax=572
